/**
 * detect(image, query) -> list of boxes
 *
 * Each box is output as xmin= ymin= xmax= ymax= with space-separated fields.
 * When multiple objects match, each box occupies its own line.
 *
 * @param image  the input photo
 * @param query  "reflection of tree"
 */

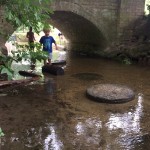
xmin=9 ymin=124 xmax=63 ymax=150
xmin=45 ymin=79 xmax=56 ymax=94
xmin=44 ymin=75 xmax=57 ymax=95
xmin=1 ymin=121 xmax=64 ymax=149
xmin=22 ymin=124 xmax=63 ymax=150
xmin=0 ymin=82 xmax=62 ymax=149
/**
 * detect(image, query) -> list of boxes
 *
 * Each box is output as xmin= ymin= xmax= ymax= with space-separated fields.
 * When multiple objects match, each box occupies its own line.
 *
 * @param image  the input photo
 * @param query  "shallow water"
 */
xmin=0 ymin=53 xmax=150 ymax=150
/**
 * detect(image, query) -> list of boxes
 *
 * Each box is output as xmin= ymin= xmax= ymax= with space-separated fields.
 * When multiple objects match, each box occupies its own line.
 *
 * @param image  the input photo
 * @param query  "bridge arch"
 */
xmin=50 ymin=1 xmax=109 ymax=52
xmin=50 ymin=11 xmax=107 ymax=52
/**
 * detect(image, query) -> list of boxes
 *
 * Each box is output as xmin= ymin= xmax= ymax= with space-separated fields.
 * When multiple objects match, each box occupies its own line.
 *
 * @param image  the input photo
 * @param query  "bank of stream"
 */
xmin=0 ymin=52 xmax=150 ymax=150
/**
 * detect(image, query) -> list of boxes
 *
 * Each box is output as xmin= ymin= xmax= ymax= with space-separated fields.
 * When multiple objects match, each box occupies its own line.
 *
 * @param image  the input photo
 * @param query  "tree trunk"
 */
xmin=0 ymin=77 xmax=40 ymax=89
xmin=0 ymin=6 xmax=14 ymax=55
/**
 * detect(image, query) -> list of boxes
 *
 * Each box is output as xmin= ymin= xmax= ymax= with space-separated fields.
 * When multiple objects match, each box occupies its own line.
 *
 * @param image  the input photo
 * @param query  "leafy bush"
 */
xmin=0 ymin=43 xmax=49 ymax=80
xmin=0 ymin=128 xmax=4 ymax=137
xmin=1 ymin=0 xmax=53 ymax=33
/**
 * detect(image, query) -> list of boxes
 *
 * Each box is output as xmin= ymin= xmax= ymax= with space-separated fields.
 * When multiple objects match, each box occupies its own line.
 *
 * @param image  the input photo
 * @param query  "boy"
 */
xmin=40 ymin=28 xmax=58 ymax=65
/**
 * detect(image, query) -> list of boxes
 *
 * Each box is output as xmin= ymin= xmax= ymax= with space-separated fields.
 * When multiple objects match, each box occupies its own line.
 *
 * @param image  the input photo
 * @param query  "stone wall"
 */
xmin=118 ymin=0 xmax=145 ymax=40
xmin=52 ymin=0 xmax=119 ymax=42
xmin=51 ymin=0 xmax=145 ymax=50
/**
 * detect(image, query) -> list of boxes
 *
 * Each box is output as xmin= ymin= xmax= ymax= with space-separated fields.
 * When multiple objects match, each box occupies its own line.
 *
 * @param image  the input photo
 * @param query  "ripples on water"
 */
xmin=0 ymin=51 xmax=150 ymax=150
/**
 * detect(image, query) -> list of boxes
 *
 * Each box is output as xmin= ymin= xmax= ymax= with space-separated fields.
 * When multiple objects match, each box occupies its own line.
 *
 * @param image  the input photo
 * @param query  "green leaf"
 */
xmin=3 ymin=0 xmax=53 ymax=33
xmin=0 ymin=128 xmax=5 ymax=137
xmin=1 ymin=67 xmax=13 ymax=77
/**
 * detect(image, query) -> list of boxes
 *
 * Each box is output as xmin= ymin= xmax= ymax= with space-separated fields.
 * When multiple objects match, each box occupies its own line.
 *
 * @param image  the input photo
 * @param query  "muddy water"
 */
xmin=0 ymin=54 xmax=150 ymax=150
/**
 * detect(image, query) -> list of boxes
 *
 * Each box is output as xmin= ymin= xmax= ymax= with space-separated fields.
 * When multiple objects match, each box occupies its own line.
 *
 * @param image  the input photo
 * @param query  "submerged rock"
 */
xmin=86 ymin=84 xmax=135 ymax=103
xmin=72 ymin=73 xmax=103 ymax=81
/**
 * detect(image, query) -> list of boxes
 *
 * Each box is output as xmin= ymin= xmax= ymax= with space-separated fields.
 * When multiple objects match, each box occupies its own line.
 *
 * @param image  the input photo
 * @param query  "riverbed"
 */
xmin=0 ymin=52 xmax=150 ymax=150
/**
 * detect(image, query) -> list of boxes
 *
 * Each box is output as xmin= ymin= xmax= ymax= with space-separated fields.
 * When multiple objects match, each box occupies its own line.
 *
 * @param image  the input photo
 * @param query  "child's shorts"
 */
xmin=48 ymin=53 xmax=52 ymax=59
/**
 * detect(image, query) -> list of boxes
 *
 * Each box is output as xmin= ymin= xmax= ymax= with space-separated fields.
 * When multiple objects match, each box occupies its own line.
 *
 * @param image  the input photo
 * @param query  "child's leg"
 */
xmin=48 ymin=53 xmax=52 ymax=65
xmin=48 ymin=59 xmax=51 ymax=65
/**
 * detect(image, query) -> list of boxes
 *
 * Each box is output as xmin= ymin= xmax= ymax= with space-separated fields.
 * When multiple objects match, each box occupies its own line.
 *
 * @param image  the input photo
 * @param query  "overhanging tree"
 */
xmin=0 ymin=0 xmax=53 ymax=79
xmin=0 ymin=0 xmax=53 ymax=34
xmin=0 ymin=0 xmax=53 ymax=52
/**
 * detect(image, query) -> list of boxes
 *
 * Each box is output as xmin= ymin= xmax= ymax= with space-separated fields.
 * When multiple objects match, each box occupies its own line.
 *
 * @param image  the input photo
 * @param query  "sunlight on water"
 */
xmin=106 ymin=94 xmax=143 ymax=133
xmin=105 ymin=94 xmax=144 ymax=149
xmin=44 ymin=124 xmax=63 ymax=150
xmin=76 ymin=118 xmax=102 ymax=145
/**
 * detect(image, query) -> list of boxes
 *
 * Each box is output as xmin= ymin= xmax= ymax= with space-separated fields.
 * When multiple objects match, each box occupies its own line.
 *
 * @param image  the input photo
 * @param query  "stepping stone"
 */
xmin=86 ymin=84 xmax=135 ymax=103
xmin=42 ymin=65 xmax=64 ymax=76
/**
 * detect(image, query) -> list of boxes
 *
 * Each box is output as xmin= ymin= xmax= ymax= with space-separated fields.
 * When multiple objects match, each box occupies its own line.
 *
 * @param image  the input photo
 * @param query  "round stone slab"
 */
xmin=86 ymin=84 xmax=135 ymax=103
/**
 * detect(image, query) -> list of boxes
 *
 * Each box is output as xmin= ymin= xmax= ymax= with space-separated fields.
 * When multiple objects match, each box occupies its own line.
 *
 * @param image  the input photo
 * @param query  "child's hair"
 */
xmin=43 ymin=28 xmax=50 ymax=33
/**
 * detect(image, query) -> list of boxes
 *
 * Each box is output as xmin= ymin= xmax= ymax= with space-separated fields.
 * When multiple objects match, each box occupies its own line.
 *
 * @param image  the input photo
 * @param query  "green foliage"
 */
xmin=115 ymin=54 xmax=132 ymax=65
xmin=0 ymin=43 xmax=49 ymax=80
xmin=0 ymin=128 xmax=4 ymax=137
xmin=0 ymin=0 xmax=53 ymax=33
xmin=15 ymin=43 xmax=49 ymax=63
xmin=147 ymin=4 xmax=150 ymax=14
xmin=122 ymin=58 xmax=132 ymax=65
xmin=0 ymin=54 xmax=14 ymax=80
xmin=0 ymin=1 xmax=53 ymax=79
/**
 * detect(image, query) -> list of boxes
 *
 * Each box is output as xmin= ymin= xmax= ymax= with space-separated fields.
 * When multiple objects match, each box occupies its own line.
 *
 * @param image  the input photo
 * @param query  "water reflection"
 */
xmin=106 ymin=94 xmax=144 ymax=149
xmin=74 ymin=94 xmax=144 ymax=149
xmin=76 ymin=117 xmax=102 ymax=145
xmin=11 ymin=124 xmax=63 ymax=150
xmin=44 ymin=76 xmax=56 ymax=95
xmin=106 ymin=94 xmax=143 ymax=133
xmin=1 ymin=53 xmax=150 ymax=149
xmin=44 ymin=124 xmax=63 ymax=150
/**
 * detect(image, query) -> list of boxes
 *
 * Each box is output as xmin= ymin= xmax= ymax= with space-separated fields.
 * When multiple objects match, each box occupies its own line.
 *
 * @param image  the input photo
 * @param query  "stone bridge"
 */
xmin=0 ymin=0 xmax=146 ymax=53
xmin=50 ymin=0 xmax=145 ymax=52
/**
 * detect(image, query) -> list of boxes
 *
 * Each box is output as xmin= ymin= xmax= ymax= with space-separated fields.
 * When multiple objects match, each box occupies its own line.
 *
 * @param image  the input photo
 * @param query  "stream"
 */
xmin=0 ymin=51 xmax=150 ymax=150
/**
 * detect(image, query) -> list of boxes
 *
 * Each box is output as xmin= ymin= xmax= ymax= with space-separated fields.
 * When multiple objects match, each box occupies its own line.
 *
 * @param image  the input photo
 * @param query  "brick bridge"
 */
xmin=0 ymin=0 xmax=146 ymax=52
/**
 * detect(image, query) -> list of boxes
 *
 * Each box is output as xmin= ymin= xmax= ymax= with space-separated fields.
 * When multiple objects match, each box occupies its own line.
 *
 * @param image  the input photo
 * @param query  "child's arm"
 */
xmin=52 ymin=37 xmax=58 ymax=50
xmin=55 ymin=42 xmax=58 ymax=50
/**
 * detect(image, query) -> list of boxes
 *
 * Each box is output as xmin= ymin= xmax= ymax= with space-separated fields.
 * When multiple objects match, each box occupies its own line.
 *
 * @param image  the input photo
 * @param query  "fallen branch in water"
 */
xmin=19 ymin=71 xmax=41 ymax=77
xmin=0 ymin=77 xmax=40 ymax=89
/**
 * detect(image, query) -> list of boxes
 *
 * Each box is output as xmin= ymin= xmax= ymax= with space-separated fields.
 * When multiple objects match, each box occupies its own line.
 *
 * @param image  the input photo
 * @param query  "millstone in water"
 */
xmin=86 ymin=84 xmax=135 ymax=103
xmin=72 ymin=73 xmax=103 ymax=81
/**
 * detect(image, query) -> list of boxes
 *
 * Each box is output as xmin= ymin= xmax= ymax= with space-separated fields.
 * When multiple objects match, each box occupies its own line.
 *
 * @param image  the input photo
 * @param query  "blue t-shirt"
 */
xmin=40 ymin=36 xmax=55 ymax=53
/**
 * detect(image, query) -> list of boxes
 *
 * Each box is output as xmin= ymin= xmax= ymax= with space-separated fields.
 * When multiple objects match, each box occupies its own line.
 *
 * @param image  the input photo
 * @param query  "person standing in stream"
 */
xmin=40 ymin=28 xmax=58 ymax=65
xmin=26 ymin=27 xmax=35 ymax=49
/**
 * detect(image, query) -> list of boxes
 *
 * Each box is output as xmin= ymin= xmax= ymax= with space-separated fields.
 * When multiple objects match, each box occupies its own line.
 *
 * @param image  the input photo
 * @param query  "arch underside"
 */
xmin=50 ymin=11 xmax=107 ymax=53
